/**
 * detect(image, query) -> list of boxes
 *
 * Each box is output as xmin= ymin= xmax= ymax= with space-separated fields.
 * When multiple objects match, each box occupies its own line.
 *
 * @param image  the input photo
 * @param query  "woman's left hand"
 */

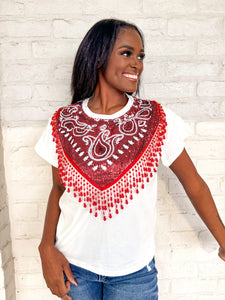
xmin=218 ymin=247 xmax=225 ymax=261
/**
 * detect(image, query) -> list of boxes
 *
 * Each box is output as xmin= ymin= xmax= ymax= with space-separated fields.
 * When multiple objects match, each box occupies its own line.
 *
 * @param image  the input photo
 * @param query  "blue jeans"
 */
xmin=63 ymin=258 xmax=158 ymax=299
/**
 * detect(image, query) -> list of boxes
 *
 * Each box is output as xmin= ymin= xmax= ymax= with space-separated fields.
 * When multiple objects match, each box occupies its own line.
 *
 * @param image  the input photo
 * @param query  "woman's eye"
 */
xmin=120 ymin=51 xmax=145 ymax=61
xmin=121 ymin=51 xmax=132 ymax=57
xmin=138 ymin=54 xmax=145 ymax=61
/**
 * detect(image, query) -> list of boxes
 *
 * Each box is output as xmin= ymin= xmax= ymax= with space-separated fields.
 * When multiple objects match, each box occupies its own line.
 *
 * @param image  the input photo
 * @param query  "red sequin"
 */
xmin=51 ymin=98 xmax=167 ymax=221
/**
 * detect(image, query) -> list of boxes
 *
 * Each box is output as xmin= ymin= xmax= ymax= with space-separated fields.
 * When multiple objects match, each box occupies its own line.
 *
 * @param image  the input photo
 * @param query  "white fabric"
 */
xmin=35 ymin=98 xmax=189 ymax=276
xmin=161 ymin=107 xmax=190 ymax=167
xmin=35 ymin=118 xmax=58 ymax=168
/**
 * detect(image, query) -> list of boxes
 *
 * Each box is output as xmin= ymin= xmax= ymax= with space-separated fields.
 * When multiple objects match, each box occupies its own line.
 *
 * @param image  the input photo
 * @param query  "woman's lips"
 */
xmin=122 ymin=73 xmax=138 ymax=82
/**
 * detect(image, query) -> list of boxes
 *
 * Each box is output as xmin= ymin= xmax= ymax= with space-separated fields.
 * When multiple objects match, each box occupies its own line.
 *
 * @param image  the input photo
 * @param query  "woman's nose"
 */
xmin=130 ymin=56 xmax=139 ymax=68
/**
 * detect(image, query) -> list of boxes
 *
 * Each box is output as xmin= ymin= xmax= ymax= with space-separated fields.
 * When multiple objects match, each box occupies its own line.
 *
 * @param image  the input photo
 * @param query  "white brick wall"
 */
xmin=0 ymin=127 xmax=16 ymax=300
xmin=0 ymin=254 xmax=6 ymax=300
xmin=1 ymin=0 xmax=225 ymax=299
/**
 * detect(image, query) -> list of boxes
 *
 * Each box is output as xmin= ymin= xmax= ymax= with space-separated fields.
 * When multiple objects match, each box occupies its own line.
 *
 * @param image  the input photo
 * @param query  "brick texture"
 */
xmin=1 ymin=1 xmax=225 ymax=299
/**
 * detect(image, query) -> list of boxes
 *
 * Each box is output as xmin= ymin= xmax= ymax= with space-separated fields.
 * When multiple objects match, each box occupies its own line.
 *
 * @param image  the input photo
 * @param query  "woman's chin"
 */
xmin=125 ymin=87 xmax=137 ymax=94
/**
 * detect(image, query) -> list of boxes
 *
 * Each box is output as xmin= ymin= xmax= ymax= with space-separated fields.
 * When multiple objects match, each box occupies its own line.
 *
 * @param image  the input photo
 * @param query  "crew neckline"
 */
xmin=82 ymin=94 xmax=134 ymax=119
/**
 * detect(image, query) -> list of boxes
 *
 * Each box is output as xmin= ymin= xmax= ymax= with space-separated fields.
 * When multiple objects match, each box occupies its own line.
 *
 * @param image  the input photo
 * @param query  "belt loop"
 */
xmin=147 ymin=263 xmax=151 ymax=271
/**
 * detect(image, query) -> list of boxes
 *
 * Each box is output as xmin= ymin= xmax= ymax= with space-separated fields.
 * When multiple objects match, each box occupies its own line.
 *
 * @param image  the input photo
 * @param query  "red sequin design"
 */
xmin=51 ymin=98 xmax=167 ymax=221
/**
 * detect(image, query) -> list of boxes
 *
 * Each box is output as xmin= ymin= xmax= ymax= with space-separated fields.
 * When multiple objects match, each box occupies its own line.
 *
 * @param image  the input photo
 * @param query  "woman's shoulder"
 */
xmin=133 ymin=96 xmax=166 ymax=113
xmin=51 ymin=100 xmax=83 ymax=118
xmin=135 ymin=97 xmax=181 ymax=115
xmin=133 ymin=96 xmax=162 ymax=106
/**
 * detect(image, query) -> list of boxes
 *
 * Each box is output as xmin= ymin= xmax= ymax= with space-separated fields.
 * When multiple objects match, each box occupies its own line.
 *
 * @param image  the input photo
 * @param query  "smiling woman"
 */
xmin=35 ymin=19 xmax=225 ymax=300
xmin=71 ymin=19 xmax=144 ymax=105
xmin=96 ymin=28 xmax=144 ymax=98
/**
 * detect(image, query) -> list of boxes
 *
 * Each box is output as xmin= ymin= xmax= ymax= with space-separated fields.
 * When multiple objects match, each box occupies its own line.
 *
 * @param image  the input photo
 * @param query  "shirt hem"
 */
xmin=65 ymin=254 xmax=155 ymax=277
xmin=163 ymin=145 xmax=185 ymax=167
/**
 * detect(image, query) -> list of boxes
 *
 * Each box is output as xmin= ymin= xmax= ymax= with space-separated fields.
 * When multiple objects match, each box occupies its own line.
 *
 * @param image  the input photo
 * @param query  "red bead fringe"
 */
xmin=51 ymin=103 xmax=167 ymax=221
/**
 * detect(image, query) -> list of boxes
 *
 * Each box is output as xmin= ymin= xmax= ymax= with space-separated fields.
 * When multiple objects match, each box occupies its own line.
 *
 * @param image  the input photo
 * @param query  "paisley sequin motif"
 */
xmin=51 ymin=98 xmax=167 ymax=221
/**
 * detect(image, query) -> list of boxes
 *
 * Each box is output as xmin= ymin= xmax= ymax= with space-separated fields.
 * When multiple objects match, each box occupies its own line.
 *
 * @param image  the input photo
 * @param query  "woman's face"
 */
xmin=99 ymin=28 xmax=145 ymax=94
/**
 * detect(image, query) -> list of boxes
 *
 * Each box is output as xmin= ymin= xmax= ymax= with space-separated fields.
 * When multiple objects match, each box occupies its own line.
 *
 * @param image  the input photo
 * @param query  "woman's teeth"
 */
xmin=123 ymin=73 xmax=138 ymax=80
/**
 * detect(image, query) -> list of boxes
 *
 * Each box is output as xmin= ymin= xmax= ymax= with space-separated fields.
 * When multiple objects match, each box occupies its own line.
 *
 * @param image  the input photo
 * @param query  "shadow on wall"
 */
xmin=0 ymin=124 xmax=16 ymax=299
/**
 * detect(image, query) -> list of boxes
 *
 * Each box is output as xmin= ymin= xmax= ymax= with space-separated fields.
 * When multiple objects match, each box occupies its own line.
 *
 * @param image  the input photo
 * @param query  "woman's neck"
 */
xmin=88 ymin=83 xmax=128 ymax=115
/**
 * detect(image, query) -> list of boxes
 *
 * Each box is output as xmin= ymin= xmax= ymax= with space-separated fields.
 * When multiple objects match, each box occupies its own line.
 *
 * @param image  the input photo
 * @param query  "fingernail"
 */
xmin=72 ymin=278 xmax=78 ymax=286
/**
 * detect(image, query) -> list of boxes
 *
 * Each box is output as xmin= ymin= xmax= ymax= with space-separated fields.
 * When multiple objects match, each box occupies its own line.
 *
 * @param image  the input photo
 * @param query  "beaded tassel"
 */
xmin=51 ymin=102 xmax=167 ymax=221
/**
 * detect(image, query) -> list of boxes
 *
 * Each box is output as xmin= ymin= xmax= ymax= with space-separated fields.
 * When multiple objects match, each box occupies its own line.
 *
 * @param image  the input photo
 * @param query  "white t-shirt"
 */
xmin=35 ymin=96 xmax=189 ymax=276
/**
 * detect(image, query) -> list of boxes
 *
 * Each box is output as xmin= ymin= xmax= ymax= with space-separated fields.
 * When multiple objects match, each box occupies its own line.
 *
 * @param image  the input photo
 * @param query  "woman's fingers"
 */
xmin=49 ymin=273 xmax=71 ymax=299
xmin=62 ymin=291 xmax=72 ymax=300
xmin=39 ymin=246 xmax=76 ymax=298
xmin=63 ymin=263 xmax=79 ymax=286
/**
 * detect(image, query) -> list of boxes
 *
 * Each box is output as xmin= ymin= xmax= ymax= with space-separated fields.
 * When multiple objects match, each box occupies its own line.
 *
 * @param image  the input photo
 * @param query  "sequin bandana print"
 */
xmin=51 ymin=98 xmax=167 ymax=221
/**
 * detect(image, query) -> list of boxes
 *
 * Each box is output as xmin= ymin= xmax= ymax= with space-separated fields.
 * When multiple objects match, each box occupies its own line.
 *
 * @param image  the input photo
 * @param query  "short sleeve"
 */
xmin=35 ymin=118 xmax=58 ymax=168
xmin=161 ymin=107 xmax=190 ymax=167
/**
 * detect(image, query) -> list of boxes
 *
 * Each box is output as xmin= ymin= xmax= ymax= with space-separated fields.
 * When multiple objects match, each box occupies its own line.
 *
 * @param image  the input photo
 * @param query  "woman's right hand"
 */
xmin=39 ymin=244 xmax=78 ymax=300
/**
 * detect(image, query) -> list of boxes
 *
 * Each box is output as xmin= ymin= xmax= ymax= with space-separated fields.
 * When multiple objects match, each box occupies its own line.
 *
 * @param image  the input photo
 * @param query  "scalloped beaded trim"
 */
xmin=51 ymin=102 xmax=167 ymax=221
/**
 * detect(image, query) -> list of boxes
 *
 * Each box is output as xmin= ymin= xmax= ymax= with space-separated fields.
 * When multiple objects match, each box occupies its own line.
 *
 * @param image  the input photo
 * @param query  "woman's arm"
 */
xmin=169 ymin=149 xmax=225 ymax=261
xmin=38 ymin=166 xmax=78 ymax=300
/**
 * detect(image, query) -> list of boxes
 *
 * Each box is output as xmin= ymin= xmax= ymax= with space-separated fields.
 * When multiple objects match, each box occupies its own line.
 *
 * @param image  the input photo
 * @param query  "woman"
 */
xmin=35 ymin=19 xmax=225 ymax=300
